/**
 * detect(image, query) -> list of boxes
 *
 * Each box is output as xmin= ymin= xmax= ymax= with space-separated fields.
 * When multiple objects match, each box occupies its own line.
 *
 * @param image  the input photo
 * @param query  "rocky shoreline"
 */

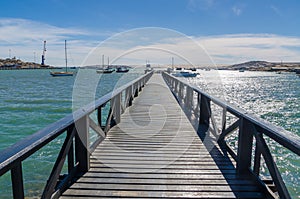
xmin=0 ymin=58 xmax=55 ymax=70
xmin=218 ymin=61 xmax=300 ymax=73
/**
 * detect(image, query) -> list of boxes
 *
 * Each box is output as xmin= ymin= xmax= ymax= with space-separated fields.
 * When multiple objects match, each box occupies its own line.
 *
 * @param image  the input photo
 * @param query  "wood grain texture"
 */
xmin=61 ymin=74 xmax=264 ymax=198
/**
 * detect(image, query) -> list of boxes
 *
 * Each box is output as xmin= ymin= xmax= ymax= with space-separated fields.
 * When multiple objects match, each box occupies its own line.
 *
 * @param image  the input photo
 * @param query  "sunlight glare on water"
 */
xmin=185 ymin=69 xmax=300 ymax=198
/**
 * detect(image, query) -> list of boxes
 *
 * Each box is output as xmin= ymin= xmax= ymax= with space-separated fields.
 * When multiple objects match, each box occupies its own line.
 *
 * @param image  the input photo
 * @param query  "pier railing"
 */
xmin=0 ymin=71 xmax=153 ymax=199
xmin=162 ymin=72 xmax=300 ymax=199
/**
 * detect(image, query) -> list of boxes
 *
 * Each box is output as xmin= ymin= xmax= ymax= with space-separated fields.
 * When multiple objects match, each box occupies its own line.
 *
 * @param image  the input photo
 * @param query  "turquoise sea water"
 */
xmin=0 ymin=68 xmax=145 ymax=198
xmin=0 ymin=69 xmax=299 ymax=198
xmin=186 ymin=70 xmax=300 ymax=198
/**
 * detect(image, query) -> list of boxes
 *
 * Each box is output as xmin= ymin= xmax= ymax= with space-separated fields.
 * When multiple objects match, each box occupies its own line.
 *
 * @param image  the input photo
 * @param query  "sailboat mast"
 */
xmin=65 ymin=40 xmax=67 ymax=72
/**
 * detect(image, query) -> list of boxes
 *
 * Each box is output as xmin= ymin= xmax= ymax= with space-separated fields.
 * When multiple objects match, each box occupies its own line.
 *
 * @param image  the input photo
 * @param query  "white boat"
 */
xmin=50 ymin=40 xmax=74 ymax=77
xmin=172 ymin=71 xmax=197 ymax=77
xmin=96 ymin=68 xmax=114 ymax=74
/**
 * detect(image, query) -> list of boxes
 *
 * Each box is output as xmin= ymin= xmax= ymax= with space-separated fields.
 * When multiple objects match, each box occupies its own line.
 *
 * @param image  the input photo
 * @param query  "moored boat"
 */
xmin=50 ymin=40 xmax=74 ymax=77
xmin=116 ymin=66 xmax=129 ymax=73
xmin=96 ymin=68 xmax=114 ymax=74
xmin=172 ymin=71 xmax=197 ymax=77
xmin=50 ymin=71 xmax=74 ymax=76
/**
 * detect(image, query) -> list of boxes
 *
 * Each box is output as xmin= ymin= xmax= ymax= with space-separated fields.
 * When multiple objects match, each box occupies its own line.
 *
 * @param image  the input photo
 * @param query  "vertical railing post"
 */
xmin=173 ymin=79 xmax=176 ymax=91
xmin=178 ymin=83 xmax=183 ymax=101
xmin=199 ymin=94 xmax=211 ymax=125
xmin=128 ymin=85 xmax=133 ymax=106
xmin=75 ymin=115 xmax=90 ymax=174
xmin=253 ymin=138 xmax=261 ymax=176
xmin=67 ymin=126 xmax=75 ymax=173
xmin=139 ymin=81 xmax=142 ymax=91
xmin=112 ymin=94 xmax=121 ymax=124
xmin=134 ymin=83 xmax=139 ymax=97
xmin=124 ymin=88 xmax=129 ymax=108
xmin=11 ymin=162 xmax=24 ymax=199
xmin=97 ymin=106 xmax=102 ymax=128
xmin=237 ymin=118 xmax=253 ymax=175
xmin=185 ymin=86 xmax=193 ymax=110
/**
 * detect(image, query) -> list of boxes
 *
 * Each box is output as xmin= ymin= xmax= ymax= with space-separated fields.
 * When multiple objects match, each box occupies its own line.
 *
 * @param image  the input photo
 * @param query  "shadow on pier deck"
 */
xmin=61 ymin=74 xmax=264 ymax=198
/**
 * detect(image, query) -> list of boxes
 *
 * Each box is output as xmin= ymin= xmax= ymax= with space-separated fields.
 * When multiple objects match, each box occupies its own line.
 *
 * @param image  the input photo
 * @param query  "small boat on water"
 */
xmin=50 ymin=40 xmax=74 ymax=77
xmin=96 ymin=68 xmax=114 ymax=74
xmin=172 ymin=71 xmax=197 ymax=77
xmin=116 ymin=66 xmax=129 ymax=73
xmin=50 ymin=71 xmax=74 ymax=76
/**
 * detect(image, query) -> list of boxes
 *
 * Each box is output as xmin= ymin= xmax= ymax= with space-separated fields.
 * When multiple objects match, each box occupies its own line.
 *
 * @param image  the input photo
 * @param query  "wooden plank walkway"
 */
xmin=61 ymin=74 xmax=264 ymax=198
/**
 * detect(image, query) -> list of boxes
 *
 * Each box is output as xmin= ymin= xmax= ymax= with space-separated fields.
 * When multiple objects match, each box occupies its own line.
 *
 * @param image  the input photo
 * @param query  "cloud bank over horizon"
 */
xmin=1 ymin=18 xmax=300 ymax=67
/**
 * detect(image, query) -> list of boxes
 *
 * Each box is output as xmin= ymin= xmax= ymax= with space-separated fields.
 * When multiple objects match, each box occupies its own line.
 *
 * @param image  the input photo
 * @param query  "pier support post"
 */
xmin=237 ymin=118 xmax=253 ymax=175
xmin=128 ymin=85 xmax=133 ymax=106
xmin=185 ymin=87 xmax=193 ymax=109
xmin=112 ymin=94 xmax=121 ymax=125
xmin=199 ymin=94 xmax=211 ymax=125
xmin=134 ymin=83 xmax=139 ymax=97
xmin=75 ymin=115 xmax=90 ymax=175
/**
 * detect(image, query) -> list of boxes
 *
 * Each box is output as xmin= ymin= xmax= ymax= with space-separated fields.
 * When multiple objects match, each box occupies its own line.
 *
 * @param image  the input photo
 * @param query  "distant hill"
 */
xmin=0 ymin=57 xmax=53 ymax=69
xmin=220 ymin=60 xmax=300 ymax=72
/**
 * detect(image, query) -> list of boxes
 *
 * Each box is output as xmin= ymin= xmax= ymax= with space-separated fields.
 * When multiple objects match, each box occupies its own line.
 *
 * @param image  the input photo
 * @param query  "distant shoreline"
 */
xmin=217 ymin=60 xmax=300 ymax=73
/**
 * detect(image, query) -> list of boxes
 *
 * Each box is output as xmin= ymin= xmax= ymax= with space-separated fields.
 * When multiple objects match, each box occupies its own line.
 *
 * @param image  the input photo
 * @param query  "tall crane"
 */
xmin=41 ymin=40 xmax=46 ymax=66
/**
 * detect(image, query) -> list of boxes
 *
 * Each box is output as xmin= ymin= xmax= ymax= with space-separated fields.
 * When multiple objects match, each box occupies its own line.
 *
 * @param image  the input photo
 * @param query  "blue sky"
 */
xmin=1 ymin=0 xmax=300 ymax=66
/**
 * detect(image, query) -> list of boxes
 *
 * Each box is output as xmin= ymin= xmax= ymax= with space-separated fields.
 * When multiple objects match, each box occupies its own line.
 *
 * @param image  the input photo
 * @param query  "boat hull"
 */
xmin=116 ymin=68 xmax=129 ymax=73
xmin=96 ymin=69 xmax=114 ymax=74
xmin=172 ymin=71 xmax=197 ymax=77
xmin=50 ymin=71 xmax=74 ymax=76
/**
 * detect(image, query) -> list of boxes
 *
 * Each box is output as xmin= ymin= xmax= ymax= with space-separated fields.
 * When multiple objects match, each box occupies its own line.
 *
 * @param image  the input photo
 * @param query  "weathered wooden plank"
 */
xmin=68 ymin=183 xmax=260 ymax=192
xmin=90 ymin=165 xmax=236 ymax=171
xmin=61 ymin=189 xmax=263 ymax=198
xmin=76 ymin=177 xmax=256 ymax=185
xmin=61 ymin=74 xmax=263 ymax=198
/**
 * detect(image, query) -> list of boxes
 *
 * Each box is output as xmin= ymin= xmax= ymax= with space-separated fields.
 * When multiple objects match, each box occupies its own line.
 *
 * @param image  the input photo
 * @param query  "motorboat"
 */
xmin=172 ymin=71 xmax=197 ymax=77
xmin=116 ymin=66 xmax=129 ymax=73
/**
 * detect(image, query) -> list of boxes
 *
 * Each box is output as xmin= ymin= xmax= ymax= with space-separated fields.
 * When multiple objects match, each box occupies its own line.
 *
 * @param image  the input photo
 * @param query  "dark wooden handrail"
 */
xmin=162 ymin=72 xmax=300 ymax=199
xmin=0 ymin=71 xmax=153 ymax=199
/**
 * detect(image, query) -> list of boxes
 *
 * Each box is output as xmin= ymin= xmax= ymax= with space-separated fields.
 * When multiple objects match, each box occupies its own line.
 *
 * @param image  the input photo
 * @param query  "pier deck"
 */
xmin=61 ymin=74 xmax=264 ymax=198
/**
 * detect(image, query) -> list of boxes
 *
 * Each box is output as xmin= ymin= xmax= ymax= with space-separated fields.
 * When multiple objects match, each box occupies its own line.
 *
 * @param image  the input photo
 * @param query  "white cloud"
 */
xmin=1 ymin=19 xmax=300 ymax=66
xmin=85 ymin=32 xmax=300 ymax=66
xmin=232 ymin=6 xmax=242 ymax=16
xmin=0 ymin=18 xmax=89 ymax=44
xmin=197 ymin=34 xmax=300 ymax=64
xmin=0 ymin=18 xmax=106 ymax=66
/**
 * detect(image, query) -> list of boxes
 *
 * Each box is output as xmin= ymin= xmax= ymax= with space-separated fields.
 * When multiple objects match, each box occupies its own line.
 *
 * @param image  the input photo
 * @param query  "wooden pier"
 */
xmin=0 ymin=71 xmax=299 ymax=199
xmin=61 ymin=74 xmax=263 ymax=198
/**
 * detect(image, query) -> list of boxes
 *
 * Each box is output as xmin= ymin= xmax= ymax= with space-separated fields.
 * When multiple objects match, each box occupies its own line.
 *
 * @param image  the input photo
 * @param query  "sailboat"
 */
xmin=50 ymin=40 xmax=74 ymax=77
xmin=96 ymin=55 xmax=114 ymax=74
